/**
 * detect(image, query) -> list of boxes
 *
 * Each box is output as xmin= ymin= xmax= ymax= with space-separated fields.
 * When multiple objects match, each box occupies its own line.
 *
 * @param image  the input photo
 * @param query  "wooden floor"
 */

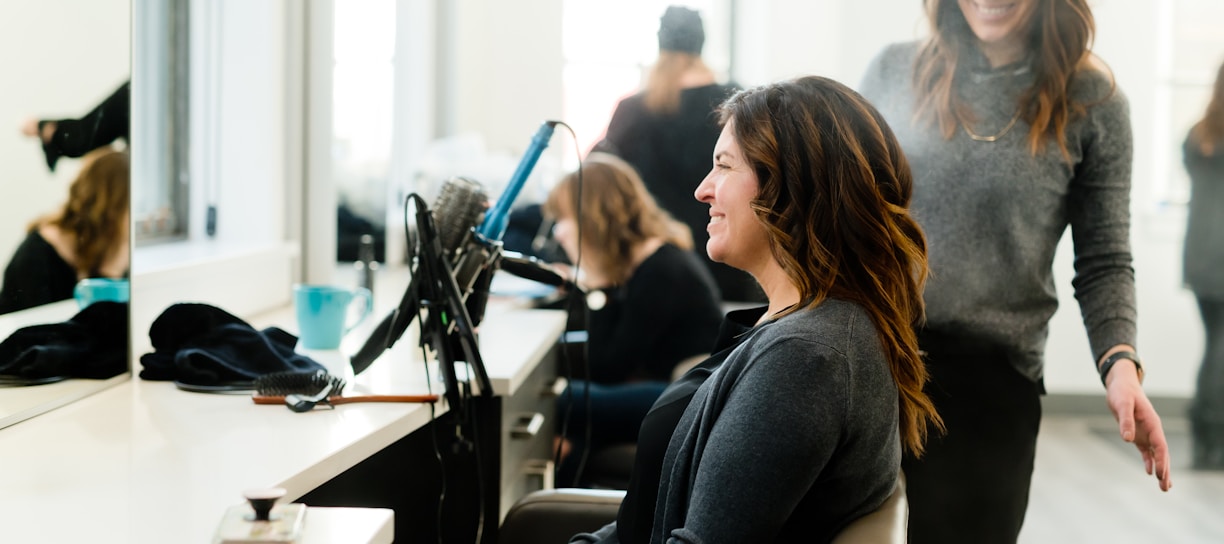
xmin=1021 ymin=414 xmax=1224 ymax=543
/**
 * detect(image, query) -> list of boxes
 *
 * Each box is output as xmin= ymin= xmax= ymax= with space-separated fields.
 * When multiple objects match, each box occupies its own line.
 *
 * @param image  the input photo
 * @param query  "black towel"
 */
xmin=139 ymin=303 xmax=324 ymax=386
xmin=0 ymin=301 xmax=129 ymax=380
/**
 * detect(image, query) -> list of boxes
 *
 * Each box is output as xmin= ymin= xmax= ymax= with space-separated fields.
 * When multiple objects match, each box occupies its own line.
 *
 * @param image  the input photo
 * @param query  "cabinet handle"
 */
xmin=523 ymin=459 xmax=555 ymax=490
xmin=544 ymin=377 xmax=568 ymax=398
xmin=510 ymin=412 xmax=545 ymax=439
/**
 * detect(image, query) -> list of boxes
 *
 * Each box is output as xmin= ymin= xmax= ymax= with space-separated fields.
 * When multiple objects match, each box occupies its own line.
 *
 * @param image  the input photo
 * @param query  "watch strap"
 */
xmin=1099 ymin=350 xmax=1143 ymax=386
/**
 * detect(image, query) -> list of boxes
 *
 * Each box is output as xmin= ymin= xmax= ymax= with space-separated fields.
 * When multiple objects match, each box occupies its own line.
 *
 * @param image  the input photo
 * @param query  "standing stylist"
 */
xmin=859 ymin=1 xmax=1172 ymax=542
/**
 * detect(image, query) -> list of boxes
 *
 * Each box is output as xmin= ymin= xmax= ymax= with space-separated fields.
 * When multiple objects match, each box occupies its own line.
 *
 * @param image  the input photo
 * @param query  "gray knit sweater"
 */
xmin=859 ymin=42 xmax=1138 ymax=380
xmin=573 ymin=299 xmax=900 ymax=543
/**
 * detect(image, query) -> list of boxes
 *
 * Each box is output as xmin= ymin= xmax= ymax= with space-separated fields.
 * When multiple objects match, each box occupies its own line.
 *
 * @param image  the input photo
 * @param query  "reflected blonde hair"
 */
xmin=543 ymin=153 xmax=691 ymax=285
xmin=1191 ymin=60 xmax=1224 ymax=156
xmin=32 ymin=147 xmax=130 ymax=277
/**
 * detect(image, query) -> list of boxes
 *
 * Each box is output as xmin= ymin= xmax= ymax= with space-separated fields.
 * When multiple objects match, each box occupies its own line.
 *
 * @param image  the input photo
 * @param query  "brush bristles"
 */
xmin=253 ymin=369 xmax=345 ymax=396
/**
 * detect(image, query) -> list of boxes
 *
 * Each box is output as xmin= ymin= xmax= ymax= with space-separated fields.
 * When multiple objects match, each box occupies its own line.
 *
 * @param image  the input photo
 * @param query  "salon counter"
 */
xmin=0 ymin=293 xmax=567 ymax=543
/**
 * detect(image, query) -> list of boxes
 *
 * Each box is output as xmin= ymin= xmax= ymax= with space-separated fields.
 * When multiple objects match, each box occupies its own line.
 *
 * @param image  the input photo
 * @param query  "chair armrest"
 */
xmin=500 ymin=488 xmax=626 ymax=544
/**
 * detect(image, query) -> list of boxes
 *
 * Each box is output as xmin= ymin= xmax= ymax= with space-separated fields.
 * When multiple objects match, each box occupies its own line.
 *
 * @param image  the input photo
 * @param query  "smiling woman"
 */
xmin=0 ymin=0 xmax=130 ymax=428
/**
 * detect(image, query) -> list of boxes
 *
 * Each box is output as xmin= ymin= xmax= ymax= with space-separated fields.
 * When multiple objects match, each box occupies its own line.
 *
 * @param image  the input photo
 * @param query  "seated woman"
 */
xmin=543 ymin=152 xmax=724 ymax=487
xmin=570 ymin=76 xmax=942 ymax=543
xmin=0 ymin=147 xmax=129 ymax=314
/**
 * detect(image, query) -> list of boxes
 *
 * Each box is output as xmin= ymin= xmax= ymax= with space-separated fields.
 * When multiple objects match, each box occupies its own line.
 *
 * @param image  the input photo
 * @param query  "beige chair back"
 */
xmin=499 ymin=474 xmax=906 ymax=544
xmin=830 ymin=474 xmax=908 ymax=544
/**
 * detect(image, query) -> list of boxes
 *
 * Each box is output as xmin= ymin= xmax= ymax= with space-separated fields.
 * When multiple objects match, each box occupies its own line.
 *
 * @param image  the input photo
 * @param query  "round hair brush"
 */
xmin=251 ymin=369 xmax=437 ymax=412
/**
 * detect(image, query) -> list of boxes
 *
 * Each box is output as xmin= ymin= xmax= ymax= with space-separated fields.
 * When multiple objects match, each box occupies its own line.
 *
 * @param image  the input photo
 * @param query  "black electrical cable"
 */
xmin=543 ymin=121 xmax=595 ymax=488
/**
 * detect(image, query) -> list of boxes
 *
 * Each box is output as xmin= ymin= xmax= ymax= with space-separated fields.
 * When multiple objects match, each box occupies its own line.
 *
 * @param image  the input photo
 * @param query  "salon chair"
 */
xmin=499 ymin=473 xmax=908 ymax=544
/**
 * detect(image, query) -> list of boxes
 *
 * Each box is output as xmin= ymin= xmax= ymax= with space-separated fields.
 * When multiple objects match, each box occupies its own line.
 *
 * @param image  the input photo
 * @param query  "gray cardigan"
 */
xmin=859 ymin=42 xmax=1138 ymax=380
xmin=1182 ymin=133 xmax=1224 ymax=299
xmin=573 ymin=299 xmax=900 ymax=543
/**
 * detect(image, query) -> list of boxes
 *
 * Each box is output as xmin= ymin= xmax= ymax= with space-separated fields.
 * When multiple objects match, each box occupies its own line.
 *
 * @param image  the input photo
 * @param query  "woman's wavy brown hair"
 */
xmin=32 ymin=147 xmax=130 ymax=278
xmin=543 ymin=152 xmax=692 ymax=285
xmin=1191 ymin=60 xmax=1224 ymax=156
xmin=913 ymin=0 xmax=1110 ymax=160
xmin=717 ymin=76 xmax=943 ymax=455
xmin=644 ymin=51 xmax=713 ymax=114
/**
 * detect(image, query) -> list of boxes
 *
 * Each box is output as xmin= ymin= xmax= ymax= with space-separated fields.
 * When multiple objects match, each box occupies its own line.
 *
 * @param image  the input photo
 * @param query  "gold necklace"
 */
xmin=962 ymin=109 xmax=1022 ymax=142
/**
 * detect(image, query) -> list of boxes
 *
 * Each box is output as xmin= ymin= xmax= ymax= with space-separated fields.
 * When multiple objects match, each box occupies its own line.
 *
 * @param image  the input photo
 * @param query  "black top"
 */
xmin=598 ymin=83 xmax=764 ymax=303
xmin=586 ymin=243 xmax=722 ymax=383
xmin=615 ymin=306 xmax=761 ymax=543
xmin=0 ymin=230 xmax=77 ymax=314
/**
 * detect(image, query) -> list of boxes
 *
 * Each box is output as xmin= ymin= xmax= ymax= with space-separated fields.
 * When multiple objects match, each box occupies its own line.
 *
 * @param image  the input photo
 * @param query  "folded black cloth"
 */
xmin=0 ymin=301 xmax=128 ymax=380
xmin=139 ymin=303 xmax=324 ymax=386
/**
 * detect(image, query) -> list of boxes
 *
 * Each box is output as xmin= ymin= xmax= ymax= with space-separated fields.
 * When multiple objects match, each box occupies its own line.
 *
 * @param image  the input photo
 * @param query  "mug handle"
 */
xmin=344 ymin=287 xmax=374 ymax=334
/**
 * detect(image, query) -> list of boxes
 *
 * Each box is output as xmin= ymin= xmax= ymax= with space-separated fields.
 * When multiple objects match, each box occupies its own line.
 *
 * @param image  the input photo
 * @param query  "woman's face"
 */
xmin=694 ymin=121 xmax=771 ymax=275
xmin=956 ymin=0 xmax=1037 ymax=50
xmin=552 ymin=214 xmax=581 ymax=265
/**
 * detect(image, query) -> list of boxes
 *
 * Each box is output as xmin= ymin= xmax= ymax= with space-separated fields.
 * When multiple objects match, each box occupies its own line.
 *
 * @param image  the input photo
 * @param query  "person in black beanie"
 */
xmin=594 ymin=6 xmax=763 ymax=304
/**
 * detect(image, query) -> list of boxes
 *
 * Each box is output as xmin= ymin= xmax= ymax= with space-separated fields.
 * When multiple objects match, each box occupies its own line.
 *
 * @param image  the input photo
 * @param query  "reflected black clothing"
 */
xmin=0 ymin=231 xmax=76 ymax=314
xmin=40 ymin=80 xmax=130 ymax=172
xmin=597 ymin=83 xmax=764 ymax=303
xmin=575 ymin=301 xmax=901 ymax=543
xmin=586 ymin=243 xmax=722 ymax=384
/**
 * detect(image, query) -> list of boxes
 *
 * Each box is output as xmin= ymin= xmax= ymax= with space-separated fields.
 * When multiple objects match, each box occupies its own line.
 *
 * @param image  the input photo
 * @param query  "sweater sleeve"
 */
xmin=47 ymin=80 xmax=130 ymax=158
xmin=569 ymin=521 xmax=619 ymax=543
xmin=1066 ymin=80 xmax=1138 ymax=363
xmin=665 ymin=338 xmax=849 ymax=543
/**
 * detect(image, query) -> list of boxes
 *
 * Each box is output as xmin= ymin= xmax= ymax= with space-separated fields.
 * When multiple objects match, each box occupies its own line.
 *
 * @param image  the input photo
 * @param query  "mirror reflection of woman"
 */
xmin=1183 ymin=59 xmax=1224 ymax=471
xmin=0 ymin=147 xmax=129 ymax=314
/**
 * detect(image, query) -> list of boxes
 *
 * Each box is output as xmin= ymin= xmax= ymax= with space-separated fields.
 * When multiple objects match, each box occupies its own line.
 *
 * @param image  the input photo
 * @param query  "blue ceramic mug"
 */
xmin=74 ymin=278 xmax=130 ymax=309
xmin=293 ymin=284 xmax=373 ymax=350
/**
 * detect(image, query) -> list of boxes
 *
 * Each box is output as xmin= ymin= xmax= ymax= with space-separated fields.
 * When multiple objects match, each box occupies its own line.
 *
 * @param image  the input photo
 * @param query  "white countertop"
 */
xmin=0 ymin=298 xmax=566 ymax=543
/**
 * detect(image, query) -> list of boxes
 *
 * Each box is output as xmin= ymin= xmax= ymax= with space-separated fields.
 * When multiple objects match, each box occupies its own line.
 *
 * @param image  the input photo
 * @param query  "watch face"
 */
xmin=586 ymin=289 xmax=607 ymax=311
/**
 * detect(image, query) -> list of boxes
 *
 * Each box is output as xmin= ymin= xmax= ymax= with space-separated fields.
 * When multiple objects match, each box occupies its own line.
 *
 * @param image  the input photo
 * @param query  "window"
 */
xmin=560 ymin=1 xmax=733 ymax=159
xmin=1153 ymin=0 xmax=1224 ymax=206
xmin=333 ymin=0 xmax=396 ymax=262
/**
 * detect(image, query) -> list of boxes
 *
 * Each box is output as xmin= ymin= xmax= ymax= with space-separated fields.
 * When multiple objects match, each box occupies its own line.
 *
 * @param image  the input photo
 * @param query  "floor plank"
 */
xmin=1020 ymin=415 xmax=1224 ymax=543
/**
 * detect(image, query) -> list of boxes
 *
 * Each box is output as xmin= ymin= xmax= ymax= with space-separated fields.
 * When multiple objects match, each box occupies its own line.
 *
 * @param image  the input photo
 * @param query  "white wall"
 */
xmin=0 ymin=0 xmax=129 ymax=287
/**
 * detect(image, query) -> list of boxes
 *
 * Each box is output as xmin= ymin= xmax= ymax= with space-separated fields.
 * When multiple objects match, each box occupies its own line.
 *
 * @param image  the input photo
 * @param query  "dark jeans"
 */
xmin=554 ymin=380 xmax=669 ymax=487
xmin=903 ymin=331 xmax=1042 ymax=544
xmin=1190 ymin=296 xmax=1224 ymax=468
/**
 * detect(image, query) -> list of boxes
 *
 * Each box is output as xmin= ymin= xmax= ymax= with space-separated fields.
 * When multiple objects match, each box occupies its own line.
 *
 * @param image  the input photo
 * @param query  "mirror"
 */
xmin=0 ymin=0 xmax=130 ymax=428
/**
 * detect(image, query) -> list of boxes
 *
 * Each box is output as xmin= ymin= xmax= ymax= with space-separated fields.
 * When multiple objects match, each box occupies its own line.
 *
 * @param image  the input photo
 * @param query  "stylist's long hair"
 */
xmin=718 ymin=76 xmax=943 ymax=455
xmin=1191 ymin=60 xmax=1224 ymax=156
xmin=913 ymin=0 xmax=1110 ymax=159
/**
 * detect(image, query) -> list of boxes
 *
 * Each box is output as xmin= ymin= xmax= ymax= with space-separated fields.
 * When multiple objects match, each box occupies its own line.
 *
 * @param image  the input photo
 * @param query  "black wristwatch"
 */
xmin=1099 ymin=350 xmax=1144 ymax=386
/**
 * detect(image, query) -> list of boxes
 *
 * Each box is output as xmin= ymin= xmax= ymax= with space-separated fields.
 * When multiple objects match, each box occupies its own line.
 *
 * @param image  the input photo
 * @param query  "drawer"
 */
xmin=499 ymin=342 xmax=562 ymax=520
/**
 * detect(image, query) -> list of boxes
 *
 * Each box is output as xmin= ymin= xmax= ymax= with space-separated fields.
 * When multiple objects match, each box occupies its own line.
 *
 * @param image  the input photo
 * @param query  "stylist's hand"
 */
xmin=1104 ymin=359 xmax=1172 ymax=492
xmin=18 ymin=117 xmax=39 ymax=137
